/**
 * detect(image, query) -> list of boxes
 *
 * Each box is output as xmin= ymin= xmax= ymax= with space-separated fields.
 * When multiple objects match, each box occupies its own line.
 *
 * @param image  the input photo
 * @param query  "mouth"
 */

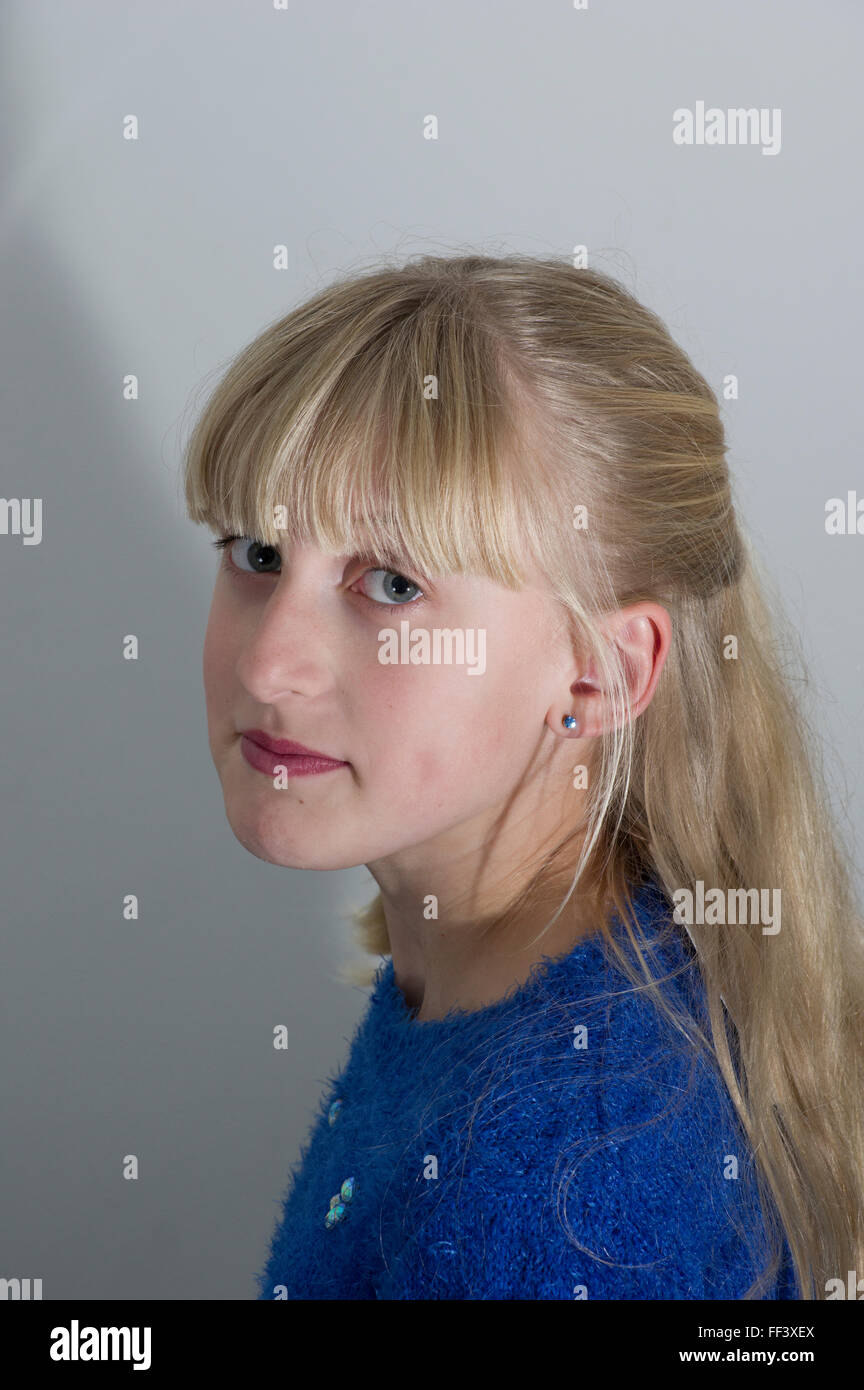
xmin=239 ymin=729 xmax=350 ymax=779
xmin=240 ymin=729 xmax=346 ymax=760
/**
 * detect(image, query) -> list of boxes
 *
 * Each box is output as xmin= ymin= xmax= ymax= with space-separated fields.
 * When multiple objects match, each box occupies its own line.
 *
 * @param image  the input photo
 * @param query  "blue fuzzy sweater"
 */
xmin=256 ymin=878 xmax=797 ymax=1300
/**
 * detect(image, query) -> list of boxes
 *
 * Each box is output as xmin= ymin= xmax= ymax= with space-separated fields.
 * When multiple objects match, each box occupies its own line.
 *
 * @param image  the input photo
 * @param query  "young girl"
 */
xmin=183 ymin=253 xmax=864 ymax=1300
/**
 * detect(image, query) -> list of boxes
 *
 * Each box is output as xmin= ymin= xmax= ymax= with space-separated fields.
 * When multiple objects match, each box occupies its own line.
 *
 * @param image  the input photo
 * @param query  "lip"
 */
xmin=238 ymin=728 xmax=350 ymax=779
xmin=240 ymin=729 xmax=346 ymax=761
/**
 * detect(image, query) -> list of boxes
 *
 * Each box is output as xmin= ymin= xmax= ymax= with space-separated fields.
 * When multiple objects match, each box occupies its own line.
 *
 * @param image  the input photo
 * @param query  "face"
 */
xmin=202 ymin=534 xmax=576 ymax=877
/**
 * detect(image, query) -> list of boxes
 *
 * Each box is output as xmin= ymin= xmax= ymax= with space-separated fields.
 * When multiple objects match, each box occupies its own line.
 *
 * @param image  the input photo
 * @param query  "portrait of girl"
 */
xmin=182 ymin=252 xmax=864 ymax=1302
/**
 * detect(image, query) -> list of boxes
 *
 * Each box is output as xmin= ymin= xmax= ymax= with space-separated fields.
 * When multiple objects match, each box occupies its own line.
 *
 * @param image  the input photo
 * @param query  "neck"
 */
xmin=380 ymin=854 xmax=609 ymax=1022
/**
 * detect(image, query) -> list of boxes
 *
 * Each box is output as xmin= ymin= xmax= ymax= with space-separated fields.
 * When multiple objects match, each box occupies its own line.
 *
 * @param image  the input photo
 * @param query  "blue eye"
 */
xmin=359 ymin=569 xmax=423 ymax=606
xmin=214 ymin=536 xmax=281 ymax=574
xmin=211 ymin=536 xmax=425 ymax=607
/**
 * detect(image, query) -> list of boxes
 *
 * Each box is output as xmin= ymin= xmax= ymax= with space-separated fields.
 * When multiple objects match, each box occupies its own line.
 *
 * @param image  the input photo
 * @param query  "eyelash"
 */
xmin=210 ymin=535 xmax=427 ymax=610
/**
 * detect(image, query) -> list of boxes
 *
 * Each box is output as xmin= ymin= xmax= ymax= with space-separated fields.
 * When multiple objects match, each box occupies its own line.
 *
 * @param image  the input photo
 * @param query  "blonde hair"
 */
xmin=183 ymin=251 xmax=864 ymax=1300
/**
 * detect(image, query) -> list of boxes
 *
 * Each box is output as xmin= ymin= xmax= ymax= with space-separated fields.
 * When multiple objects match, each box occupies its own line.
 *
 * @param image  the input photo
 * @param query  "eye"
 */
xmin=354 ymin=568 xmax=424 ymax=607
xmin=212 ymin=536 xmax=281 ymax=574
xmin=211 ymin=536 xmax=425 ymax=607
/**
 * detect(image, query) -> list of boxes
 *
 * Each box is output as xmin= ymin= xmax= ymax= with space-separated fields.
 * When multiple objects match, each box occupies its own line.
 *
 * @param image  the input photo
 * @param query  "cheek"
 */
xmin=358 ymin=657 xmax=530 ymax=792
xmin=202 ymin=600 xmax=236 ymax=720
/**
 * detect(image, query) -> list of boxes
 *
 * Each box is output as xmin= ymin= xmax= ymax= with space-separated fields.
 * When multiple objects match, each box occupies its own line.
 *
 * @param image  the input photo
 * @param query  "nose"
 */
xmin=234 ymin=567 xmax=337 ymax=704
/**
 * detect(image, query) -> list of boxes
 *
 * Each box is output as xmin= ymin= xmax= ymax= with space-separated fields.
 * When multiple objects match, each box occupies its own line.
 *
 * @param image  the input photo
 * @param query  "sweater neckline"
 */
xmin=373 ymin=877 xmax=674 ymax=1033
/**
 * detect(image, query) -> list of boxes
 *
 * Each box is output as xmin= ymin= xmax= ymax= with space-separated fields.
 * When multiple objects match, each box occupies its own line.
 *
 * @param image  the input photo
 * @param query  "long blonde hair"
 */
xmin=183 ymin=252 xmax=864 ymax=1300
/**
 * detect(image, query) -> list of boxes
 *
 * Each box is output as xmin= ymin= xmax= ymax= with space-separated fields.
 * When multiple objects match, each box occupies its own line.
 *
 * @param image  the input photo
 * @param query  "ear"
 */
xmin=548 ymin=602 xmax=671 ymax=740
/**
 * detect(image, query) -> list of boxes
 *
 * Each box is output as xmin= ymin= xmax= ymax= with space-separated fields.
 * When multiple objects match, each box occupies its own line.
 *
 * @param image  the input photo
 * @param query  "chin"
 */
xmin=220 ymin=800 xmax=361 ymax=871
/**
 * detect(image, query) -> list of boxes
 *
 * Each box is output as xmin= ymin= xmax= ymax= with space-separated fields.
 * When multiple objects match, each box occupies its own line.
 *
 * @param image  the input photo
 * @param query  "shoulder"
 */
xmin=375 ymin=926 xmax=775 ymax=1299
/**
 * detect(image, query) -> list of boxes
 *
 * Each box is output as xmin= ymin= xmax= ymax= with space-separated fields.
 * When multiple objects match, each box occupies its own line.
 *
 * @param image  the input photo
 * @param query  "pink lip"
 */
xmin=239 ymin=729 xmax=349 ymax=779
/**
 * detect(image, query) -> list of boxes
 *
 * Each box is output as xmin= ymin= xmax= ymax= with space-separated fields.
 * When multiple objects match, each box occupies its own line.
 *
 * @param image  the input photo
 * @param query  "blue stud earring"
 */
xmin=562 ymin=714 xmax=579 ymax=730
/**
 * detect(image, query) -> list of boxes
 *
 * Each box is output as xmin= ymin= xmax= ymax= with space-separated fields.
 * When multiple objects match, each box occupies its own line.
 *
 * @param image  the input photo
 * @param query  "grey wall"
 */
xmin=1 ymin=0 xmax=861 ymax=1298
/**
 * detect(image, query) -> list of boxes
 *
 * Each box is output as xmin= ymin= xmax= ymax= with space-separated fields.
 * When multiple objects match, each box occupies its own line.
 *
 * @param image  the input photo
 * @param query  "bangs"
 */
xmin=182 ymin=279 xmax=556 ymax=588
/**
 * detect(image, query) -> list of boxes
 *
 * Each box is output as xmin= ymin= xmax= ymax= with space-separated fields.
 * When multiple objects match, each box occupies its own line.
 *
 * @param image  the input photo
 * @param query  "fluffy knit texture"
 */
xmin=256 ymin=878 xmax=798 ymax=1300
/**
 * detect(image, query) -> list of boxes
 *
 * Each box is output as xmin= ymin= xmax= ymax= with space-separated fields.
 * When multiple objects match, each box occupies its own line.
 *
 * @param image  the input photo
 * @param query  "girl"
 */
xmin=183 ymin=253 xmax=864 ymax=1300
